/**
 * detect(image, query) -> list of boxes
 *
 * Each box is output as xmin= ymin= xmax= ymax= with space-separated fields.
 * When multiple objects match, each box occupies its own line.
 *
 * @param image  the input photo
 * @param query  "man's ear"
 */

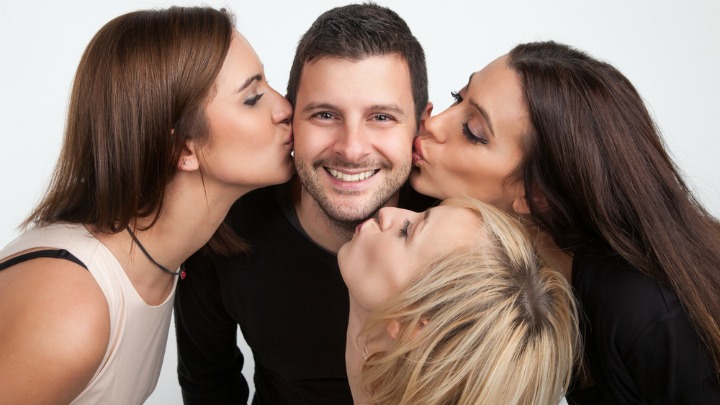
xmin=417 ymin=102 xmax=433 ymax=134
xmin=178 ymin=138 xmax=200 ymax=171
xmin=422 ymin=102 xmax=433 ymax=120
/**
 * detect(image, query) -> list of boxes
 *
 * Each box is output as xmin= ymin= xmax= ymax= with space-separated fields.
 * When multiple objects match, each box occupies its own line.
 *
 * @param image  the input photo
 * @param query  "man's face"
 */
xmin=292 ymin=54 xmax=417 ymax=224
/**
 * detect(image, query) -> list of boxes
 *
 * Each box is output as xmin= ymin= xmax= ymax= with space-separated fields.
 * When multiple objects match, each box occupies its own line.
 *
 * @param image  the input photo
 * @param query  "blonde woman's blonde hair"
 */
xmin=359 ymin=198 xmax=579 ymax=405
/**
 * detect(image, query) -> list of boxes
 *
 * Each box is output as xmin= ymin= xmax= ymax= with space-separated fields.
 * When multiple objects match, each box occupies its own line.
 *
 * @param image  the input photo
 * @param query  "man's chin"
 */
xmin=316 ymin=195 xmax=385 ymax=224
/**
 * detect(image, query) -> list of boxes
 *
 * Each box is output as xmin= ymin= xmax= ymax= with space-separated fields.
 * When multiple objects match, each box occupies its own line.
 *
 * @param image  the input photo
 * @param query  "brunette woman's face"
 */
xmin=199 ymin=32 xmax=294 ymax=192
xmin=410 ymin=55 xmax=529 ymax=213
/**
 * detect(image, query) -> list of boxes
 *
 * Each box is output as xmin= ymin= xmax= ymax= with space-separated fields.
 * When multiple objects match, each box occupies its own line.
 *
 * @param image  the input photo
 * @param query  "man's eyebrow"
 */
xmin=367 ymin=104 xmax=407 ymax=117
xmin=300 ymin=103 xmax=406 ymax=113
xmin=300 ymin=102 xmax=338 ymax=114
xmin=236 ymin=73 xmax=263 ymax=93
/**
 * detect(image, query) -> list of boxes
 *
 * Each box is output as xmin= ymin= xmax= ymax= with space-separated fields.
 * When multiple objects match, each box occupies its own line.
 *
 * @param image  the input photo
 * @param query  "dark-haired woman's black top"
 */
xmin=566 ymin=249 xmax=720 ymax=404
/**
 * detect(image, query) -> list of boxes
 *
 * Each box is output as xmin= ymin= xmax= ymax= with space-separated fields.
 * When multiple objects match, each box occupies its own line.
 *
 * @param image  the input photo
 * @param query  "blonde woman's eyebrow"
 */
xmin=416 ymin=208 xmax=432 ymax=236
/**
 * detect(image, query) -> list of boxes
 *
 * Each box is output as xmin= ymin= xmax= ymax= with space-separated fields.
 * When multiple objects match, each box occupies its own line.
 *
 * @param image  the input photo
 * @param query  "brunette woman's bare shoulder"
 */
xmin=0 ymin=257 xmax=110 ymax=404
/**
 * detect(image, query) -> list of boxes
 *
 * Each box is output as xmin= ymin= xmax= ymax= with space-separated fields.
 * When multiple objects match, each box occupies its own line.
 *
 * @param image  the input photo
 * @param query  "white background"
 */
xmin=1 ymin=1 xmax=718 ymax=403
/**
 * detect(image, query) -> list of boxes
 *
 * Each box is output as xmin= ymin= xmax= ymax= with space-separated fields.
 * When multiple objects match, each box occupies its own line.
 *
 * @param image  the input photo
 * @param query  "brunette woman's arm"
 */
xmin=0 ymin=259 xmax=109 ymax=404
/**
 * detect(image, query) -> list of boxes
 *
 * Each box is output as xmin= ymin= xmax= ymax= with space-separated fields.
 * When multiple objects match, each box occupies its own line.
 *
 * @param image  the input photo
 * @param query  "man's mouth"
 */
xmin=326 ymin=168 xmax=378 ymax=182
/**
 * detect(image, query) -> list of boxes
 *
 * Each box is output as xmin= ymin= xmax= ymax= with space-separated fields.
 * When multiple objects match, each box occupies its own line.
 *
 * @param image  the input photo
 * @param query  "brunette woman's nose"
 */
xmin=421 ymin=113 xmax=448 ymax=143
xmin=273 ymin=91 xmax=293 ymax=125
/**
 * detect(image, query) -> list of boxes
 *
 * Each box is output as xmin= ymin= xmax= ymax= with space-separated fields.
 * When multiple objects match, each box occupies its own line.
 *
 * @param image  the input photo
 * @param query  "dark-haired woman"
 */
xmin=411 ymin=41 xmax=720 ymax=403
xmin=0 ymin=7 xmax=293 ymax=404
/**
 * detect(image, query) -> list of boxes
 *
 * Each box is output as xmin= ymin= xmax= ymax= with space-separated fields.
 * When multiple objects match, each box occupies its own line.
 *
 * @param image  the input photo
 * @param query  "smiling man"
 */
xmin=291 ymin=53 xmax=420 ymax=252
xmin=175 ymin=4 xmax=433 ymax=404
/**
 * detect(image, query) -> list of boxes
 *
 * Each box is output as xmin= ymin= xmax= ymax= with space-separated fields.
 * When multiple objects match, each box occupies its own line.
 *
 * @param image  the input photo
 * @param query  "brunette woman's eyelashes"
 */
xmin=244 ymin=93 xmax=264 ymax=106
xmin=462 ymin=123 xmax=488 ymax=145
xmin=399 ymin=219 xmax=411 ymax=238
xmin=451 ymin=91 xmax=463 ymax=104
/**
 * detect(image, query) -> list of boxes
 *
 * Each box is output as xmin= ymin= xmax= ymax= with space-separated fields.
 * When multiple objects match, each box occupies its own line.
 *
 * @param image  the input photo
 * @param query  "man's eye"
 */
xmin=374 ymin=114 xmax=394 ymax=122
xmin=314 ymin=112 xmax=334 ymax=120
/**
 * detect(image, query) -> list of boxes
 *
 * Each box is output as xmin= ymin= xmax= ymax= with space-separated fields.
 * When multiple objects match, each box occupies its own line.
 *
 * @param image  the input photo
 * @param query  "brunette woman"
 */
xmin=0 ymin=7 xmax=293 ymax=404
xmin=411 ymin=41 xmax=720 ymax=403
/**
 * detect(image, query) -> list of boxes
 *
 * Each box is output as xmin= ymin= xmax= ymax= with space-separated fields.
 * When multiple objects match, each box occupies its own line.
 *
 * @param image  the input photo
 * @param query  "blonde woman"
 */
xmin=338 ymin=198 xmax=579 ymax=405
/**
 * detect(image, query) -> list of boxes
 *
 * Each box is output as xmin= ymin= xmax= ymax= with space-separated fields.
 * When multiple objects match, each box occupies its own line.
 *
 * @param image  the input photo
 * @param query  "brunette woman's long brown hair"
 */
xmin=508 ymin=41 xmax=720 ymax=376
xmin=24 ymin=7 xmax=244 ymax=254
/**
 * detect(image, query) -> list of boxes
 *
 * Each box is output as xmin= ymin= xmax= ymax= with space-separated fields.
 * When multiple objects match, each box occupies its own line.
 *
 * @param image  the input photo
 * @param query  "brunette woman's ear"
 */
xmin=178 ymin=138 xmax=200 ymax=171
xmin=512 ymin=195 xmax=531 ymax=215
xmin=513 ymin=185 xmax=549 ymax=215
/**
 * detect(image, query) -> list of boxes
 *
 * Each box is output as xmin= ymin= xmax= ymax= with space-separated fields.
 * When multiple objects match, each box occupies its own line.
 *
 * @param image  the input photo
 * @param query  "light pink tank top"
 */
xmin=0 ymin=223 xmax=176 ymax=404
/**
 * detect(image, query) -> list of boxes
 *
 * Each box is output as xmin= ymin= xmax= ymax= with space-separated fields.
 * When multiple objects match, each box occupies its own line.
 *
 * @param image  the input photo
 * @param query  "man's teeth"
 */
xmin=327 ymin=168 xmax=376 ymax=182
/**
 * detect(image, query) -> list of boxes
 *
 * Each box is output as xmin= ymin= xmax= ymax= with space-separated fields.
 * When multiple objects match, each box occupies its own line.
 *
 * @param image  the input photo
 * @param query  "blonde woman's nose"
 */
xmin=377 ymin=207 xmax=415 ymax=231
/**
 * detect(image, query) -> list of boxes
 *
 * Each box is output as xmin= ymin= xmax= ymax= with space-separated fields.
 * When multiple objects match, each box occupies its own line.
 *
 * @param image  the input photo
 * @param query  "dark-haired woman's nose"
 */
xmin=420 ymin=112 xmax=448 ymax=143
xmin=272 ymin=90 xmax=292 ymax=125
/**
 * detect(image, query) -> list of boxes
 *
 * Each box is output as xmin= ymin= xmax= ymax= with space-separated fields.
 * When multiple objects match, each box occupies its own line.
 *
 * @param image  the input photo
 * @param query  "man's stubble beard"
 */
xmin=294 ymin=156 xmax=412 ymax=234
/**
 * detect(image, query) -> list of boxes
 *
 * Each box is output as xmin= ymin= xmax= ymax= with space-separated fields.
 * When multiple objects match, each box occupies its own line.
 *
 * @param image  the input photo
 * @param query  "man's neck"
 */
xmin=292 ymin=179 xmax=353 ymax=253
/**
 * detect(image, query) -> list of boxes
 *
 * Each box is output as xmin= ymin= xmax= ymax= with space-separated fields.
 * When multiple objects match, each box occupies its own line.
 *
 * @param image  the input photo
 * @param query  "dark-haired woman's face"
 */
xmin=200 ymin=32 xmax=294 ymax=192
xmin=410 ymin=55 xmax=529 ymax=214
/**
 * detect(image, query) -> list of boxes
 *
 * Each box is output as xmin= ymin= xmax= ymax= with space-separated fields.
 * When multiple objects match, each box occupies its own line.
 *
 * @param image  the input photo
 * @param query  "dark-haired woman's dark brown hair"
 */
xmin=508 ymin=40 xmax=720 ymax=403
xmin=0 ymin=6 xmax=294 ymax=403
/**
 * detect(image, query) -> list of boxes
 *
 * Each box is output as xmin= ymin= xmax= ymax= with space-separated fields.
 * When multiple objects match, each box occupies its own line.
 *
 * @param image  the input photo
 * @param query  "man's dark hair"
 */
xmin=287 ymin=3 xmax=428 ymax=126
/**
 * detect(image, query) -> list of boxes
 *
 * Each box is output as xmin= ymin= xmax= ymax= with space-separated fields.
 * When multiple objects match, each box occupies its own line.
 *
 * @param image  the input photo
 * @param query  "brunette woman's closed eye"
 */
xmin=451 ymin=91 xmax=463 ymax=104
xmin=462 ymin=122 xmax=488 ymax=145
xmin=244 ymin=93 xmax=264 ymax=106
xmin=450 ymin=90 xmax=488 ymax=145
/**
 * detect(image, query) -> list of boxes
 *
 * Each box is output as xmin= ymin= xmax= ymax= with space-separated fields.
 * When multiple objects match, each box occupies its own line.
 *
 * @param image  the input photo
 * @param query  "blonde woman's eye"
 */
xmin=399 ymin=219 xmax=410 ymax=238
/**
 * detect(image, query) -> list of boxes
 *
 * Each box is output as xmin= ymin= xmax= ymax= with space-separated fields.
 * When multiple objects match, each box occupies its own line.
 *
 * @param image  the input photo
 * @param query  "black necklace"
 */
xmin=126 ymin=226 xmax=186 ymax=279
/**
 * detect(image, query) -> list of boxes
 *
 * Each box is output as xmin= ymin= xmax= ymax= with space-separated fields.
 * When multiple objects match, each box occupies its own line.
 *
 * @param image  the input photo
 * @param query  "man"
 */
xmin=175 ymin=4 xmax=432 ymax=404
